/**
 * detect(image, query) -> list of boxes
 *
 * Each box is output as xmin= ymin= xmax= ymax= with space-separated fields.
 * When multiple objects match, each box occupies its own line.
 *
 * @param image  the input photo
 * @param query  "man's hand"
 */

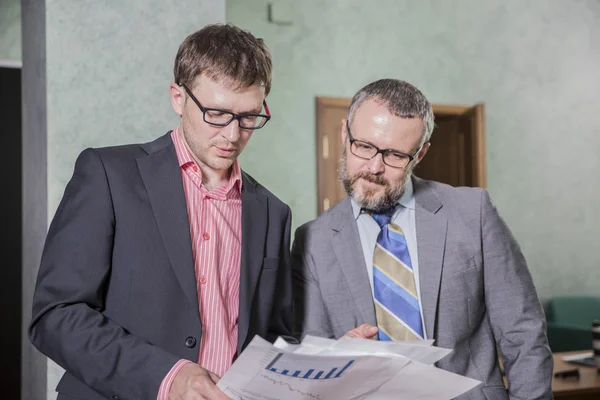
xmin=169 ymin=363 xmax=230 ymax=400
xmin=343 ymin=324 xmax=378 ymax=339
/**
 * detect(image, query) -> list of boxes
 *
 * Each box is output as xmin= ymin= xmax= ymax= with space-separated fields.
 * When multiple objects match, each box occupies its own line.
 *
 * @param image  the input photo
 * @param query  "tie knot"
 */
xmin=371 ymin=208 xmax=396 ymax=228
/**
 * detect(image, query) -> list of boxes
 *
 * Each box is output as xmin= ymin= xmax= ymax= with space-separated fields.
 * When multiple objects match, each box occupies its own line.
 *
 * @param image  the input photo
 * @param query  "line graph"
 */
xmin=259 ymin=373 xmax=323 ymax=400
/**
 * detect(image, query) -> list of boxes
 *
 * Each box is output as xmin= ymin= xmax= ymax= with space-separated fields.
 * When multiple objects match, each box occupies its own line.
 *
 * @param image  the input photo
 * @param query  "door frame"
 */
xmin=0 ymin=59 xmax=23 ymax=68
xmin=0 ymin=63 xmax=23 ymax=399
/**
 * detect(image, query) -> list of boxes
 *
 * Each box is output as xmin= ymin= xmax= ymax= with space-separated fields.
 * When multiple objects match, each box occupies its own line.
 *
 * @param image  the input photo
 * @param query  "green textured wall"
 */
xmin=0 ymin=0 xmax=21 ymax=61
xmin=227 ymin=0 xmax=600 ymax=300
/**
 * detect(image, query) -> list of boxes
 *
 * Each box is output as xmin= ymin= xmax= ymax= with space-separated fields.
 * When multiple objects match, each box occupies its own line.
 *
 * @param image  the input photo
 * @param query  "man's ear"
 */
xmin=414 ymin=142 xmax=431 ymax=165
xmin=169 ymin=83 xmax=185 ymax=116
xmin=341 ymin=119 xmax=348 ymax=144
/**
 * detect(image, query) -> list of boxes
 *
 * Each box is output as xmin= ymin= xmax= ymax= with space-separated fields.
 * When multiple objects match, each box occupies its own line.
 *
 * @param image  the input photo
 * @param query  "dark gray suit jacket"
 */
xmin=29 ymin=133 xmax=294 ymax=400
xmin=292 ymin=177 xmax=553 ymax=400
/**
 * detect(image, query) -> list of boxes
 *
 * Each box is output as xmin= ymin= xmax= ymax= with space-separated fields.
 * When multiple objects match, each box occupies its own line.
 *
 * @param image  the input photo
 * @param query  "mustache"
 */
xmin=350 ymin=172 xmax=387 ymax=186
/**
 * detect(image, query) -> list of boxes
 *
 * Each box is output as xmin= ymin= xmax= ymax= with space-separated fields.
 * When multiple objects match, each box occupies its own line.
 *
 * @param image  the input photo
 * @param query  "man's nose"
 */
xmin=222 ymin=119 xmax=241 ymax=142
xmin=367 ymin=153 xmax=385 ymax=174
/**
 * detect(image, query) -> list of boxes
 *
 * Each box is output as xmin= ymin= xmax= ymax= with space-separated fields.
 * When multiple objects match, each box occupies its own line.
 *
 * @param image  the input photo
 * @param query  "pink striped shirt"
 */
xmin=157 ymin=127 xmax=242 ymax=399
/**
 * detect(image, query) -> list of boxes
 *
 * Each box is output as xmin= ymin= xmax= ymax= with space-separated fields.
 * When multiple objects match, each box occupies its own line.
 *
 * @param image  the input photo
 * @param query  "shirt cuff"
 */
xmin=157 ymin=359 xmax=193 ymax=400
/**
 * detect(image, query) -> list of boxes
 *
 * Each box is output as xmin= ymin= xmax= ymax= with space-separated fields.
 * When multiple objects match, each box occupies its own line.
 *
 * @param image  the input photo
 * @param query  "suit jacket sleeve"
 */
xmin=265 ymin=205 xmax=297 ymax=344
xmin=291 ymin=225 xmax=335 ymax=340
xmin=28 ymin=148 xmax=180 ymax=400
xmin=480 ymin=190 xmax=553 ymax=400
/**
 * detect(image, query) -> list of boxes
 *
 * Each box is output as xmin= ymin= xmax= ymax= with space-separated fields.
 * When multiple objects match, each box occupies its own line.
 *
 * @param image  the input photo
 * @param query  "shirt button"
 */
xmin=185 ymin=336 xmax=197 ymax=348
xmin=203 ymin=232 xmax=210 ymax=240
xmin=200 ymin=276 xmax=207 ymax=285
xmin=192 ymin=165 xmax=198 ymax=172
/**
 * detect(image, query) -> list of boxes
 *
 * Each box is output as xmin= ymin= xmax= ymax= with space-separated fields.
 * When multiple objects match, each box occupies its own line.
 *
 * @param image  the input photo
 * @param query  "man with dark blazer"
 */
xmin=29 ymin=24 xmax=292 ymax=400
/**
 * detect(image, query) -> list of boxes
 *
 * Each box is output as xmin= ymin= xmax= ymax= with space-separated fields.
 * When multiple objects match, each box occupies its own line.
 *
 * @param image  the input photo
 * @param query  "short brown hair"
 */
xmin=174 ymin=24 xmax=272 ymax=95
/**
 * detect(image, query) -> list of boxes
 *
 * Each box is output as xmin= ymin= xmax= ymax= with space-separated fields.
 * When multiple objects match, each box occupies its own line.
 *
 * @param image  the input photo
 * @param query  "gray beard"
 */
xmin=339 ymin=149 xmax=413 ymax=213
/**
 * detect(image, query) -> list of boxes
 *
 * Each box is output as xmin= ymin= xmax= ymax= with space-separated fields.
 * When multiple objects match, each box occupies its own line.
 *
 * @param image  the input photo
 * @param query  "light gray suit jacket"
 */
xmin=292 ymin=177 xmax=553 ymax=400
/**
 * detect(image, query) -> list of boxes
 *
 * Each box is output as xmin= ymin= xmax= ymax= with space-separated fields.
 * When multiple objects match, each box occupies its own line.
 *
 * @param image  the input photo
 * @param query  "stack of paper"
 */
xmin=217 ymin=335 xmax=480 ymax=400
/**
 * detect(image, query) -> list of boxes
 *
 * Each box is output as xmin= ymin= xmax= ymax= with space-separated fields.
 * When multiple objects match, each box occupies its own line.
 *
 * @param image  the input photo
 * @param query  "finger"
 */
xmin=352 ymin=324 xmax=373 ymax=338
xmin=344 ymin=329 xmax=358 ymax=338
xmin=362 ymin=325 xmax=378 ymax=338
xmin=208 ymin=371 xmax=221 ymax=384
xmin=194 ymin=383 xmax=221 ymax=400
xmin=359 ymin=324 xmax=377 ymax=331
xmin=204 ymin=384 xmax=230 ymax=400
xmin=197 ymin=373 xmax=228 ymax=400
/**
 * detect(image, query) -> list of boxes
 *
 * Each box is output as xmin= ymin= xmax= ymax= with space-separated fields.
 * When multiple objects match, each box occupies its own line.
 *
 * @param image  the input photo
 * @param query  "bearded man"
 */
xmin=291 ymin=78 xmax=553 ymax=400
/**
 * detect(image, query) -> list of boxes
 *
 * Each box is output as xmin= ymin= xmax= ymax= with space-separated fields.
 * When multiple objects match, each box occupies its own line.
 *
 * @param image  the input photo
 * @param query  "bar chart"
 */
xmin=265 ymin=353 xmax=355 ymax=380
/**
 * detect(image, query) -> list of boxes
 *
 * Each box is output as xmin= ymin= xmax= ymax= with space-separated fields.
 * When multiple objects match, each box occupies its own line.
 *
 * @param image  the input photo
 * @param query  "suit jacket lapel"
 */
xmin=137 ymin=134 xmax=199 ymax=315
xmin=413 ymin=178 xmax=447 ymax=340
xmin=238 ymin=172 xmax=268 ymax=351
xmin=331 ymin=198 xmax=378 ymax=327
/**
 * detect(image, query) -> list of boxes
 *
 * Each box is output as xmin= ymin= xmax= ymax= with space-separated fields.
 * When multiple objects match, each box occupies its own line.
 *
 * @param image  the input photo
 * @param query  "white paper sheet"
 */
xmin=218 ymin=335 xmax=480 ymax=399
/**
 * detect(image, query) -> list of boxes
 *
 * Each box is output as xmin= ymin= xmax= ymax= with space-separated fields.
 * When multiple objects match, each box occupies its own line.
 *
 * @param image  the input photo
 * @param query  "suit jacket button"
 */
xmin=185 ymin=336 xmax=197 ymax=348
xmin=112 ymin=396 xmax=119 ymax=400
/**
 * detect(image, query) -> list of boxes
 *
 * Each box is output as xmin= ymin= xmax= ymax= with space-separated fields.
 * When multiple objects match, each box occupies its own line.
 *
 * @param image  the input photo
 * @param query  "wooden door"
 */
xmin=415 ymin=104 xmax=486 ymax=187
xmin=316 ymin=97 xmax=486 ymax=214
xmin=316 ymin=98 xmax=349 ymax=213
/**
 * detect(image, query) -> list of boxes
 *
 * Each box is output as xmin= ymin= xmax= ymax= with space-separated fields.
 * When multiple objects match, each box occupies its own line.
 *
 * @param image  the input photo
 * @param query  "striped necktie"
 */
xmin=372 ymin=209 xmax=424 ymax=341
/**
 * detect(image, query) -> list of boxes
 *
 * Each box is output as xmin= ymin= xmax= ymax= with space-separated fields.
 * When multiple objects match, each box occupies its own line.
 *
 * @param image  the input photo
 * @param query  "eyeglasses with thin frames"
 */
xmin=346 ymin=121 xmax=422 ymax=169
xmin=181 ymin=84 xmax=271 ymax=130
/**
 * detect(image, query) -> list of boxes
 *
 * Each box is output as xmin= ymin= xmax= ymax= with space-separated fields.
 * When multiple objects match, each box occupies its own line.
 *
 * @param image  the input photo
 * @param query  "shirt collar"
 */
xmin=172 ymin=127 xmax=195 ymax=168
xmin=171 ymin=127 xmax=243 ymax=195
xmin=226 ymin=159 xmax=243 ymax=194
xmin=351 ymin=177 xmax=415 ymax=220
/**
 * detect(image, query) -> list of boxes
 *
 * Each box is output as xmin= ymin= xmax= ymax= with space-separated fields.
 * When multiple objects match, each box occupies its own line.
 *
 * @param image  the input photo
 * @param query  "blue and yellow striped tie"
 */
xmin=372 ymin=209 xmax=424 ymax=341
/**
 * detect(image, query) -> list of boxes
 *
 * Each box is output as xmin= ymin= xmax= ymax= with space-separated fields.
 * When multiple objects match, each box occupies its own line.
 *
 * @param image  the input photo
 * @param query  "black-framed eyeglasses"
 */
xmin=181 ymin=84 xmax=271 ymax=129
xmin=346 ymin=122 xmax=422 ymax=169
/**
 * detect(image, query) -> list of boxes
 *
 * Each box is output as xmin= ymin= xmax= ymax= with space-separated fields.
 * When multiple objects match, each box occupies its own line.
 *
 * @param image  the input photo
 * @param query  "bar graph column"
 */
xmin=265 ymin=353 xmax=355 ymax=380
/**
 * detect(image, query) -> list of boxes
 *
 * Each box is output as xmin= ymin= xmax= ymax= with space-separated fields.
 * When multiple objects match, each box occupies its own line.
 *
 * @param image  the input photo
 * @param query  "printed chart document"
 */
xmin=217 ymin=335 xmax=480 ymax=400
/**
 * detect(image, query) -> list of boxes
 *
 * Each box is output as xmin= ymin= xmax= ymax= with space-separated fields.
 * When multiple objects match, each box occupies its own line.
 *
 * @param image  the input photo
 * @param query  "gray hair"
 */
xmin=347 ymin=79 xmax=434 ymax=145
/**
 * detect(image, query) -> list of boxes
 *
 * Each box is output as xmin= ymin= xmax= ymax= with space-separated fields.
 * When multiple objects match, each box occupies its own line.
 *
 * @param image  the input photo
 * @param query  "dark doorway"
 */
xmin=0 ymin=65 xmax=22 ymax=399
